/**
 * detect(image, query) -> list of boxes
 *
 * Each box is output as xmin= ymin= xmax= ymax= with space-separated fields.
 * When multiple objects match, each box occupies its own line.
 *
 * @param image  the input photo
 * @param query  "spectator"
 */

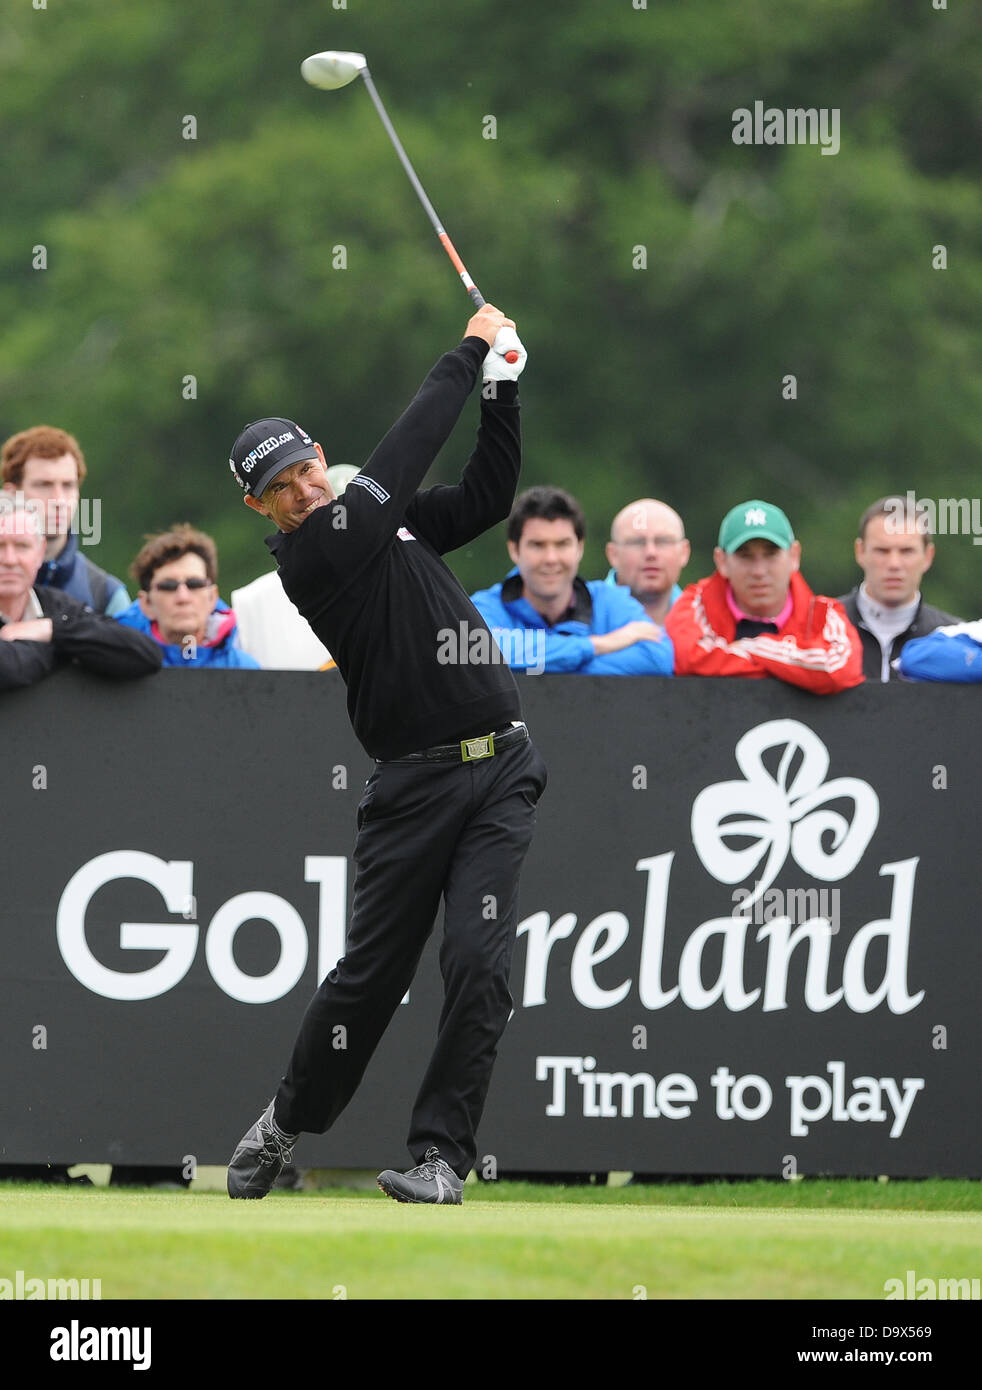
xmin=230 ymin=570 xmax=331 ymax=670
xmin=470 ymin=486 xmax=673 ymax=675
xmin=666 ymin=499 xmax=863 ymax=693
xmin=897 ymin=620 xmax=982 ymax=682
xmin=0 ymin=501 xmax=159 ymax=1183
xmin=113 ymin=521 xmax=257 ymax=1184
xmin=1 ymin=425 xmax=129 ymax=616
xmin=0 ymin=503 xmax=161 ymax=692
xmin=116 ymin=524 xmax=260 ymax=668
xmin=838 ymin=496 xmax=961 ymax=682
xmin=605 ymin=498 xmax=690 ymax=625
xmin=230 ymin=466 xmax=358 ymax=671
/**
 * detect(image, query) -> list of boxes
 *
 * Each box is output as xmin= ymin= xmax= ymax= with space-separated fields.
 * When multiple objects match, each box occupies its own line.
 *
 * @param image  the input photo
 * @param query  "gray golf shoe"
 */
xmin=377 ymin=1147 xmax=463 ymax=1204
xmin=227 ymin=1100 xmax=299 ymax=1200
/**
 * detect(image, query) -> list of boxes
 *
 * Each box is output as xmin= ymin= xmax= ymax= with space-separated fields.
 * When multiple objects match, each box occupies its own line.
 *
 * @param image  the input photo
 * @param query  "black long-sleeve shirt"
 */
xmin=267 ymin=336 xmax=523 ymax=759
xmin=0 ymin=587 xmax=162 ymax=690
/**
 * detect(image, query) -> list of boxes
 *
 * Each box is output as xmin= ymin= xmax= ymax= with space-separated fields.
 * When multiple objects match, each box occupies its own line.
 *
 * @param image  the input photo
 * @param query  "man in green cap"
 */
xmin=665 ymin=499 xmax=863 ymax=693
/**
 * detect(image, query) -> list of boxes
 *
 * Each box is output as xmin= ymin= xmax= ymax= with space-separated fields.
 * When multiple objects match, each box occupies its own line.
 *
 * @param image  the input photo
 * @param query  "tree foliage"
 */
xmin=2 ymin=0 xmax=980 ymax=612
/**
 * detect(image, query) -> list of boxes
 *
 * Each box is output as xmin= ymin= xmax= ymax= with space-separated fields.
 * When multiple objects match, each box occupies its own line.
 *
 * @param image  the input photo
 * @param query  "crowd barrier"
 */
xmin=2 ymin=669 xmax=977 ymax=1176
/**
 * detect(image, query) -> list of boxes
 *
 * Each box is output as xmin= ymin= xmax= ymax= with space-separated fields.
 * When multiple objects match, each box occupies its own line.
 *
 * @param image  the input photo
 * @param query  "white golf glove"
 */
xmin=483 ymin=326 xmax=527 ymax=382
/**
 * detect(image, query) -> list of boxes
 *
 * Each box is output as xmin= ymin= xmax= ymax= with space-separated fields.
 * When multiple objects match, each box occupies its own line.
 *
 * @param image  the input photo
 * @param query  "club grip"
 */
xmin=470 ymin=287 xmax=519 ymax=360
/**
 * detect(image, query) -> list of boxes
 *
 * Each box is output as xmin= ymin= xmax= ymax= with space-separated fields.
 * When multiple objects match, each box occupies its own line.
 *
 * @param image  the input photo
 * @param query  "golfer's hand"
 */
xmin=483 ymin=325 xmax=527 ymax=381
xmin=464 ymin=305 xmax=527 ymax=381
xmin=465 ymin=304 xmax=514 ymax=347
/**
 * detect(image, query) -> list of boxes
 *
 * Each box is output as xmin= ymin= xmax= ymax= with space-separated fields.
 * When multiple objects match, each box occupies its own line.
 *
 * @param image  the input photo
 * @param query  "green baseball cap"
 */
xmin=718 ymin=500 xmax=795 ymax=553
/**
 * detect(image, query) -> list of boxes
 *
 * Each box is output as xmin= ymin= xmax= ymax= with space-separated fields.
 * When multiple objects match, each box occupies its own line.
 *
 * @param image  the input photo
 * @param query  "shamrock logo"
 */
xmin=690 ymin=719 xmax=879 ymax=911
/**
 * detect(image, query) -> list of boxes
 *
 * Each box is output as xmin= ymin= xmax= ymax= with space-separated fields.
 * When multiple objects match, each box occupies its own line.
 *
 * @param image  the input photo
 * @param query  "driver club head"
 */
xmin=300 ymin=51 xmax=368 ymax=91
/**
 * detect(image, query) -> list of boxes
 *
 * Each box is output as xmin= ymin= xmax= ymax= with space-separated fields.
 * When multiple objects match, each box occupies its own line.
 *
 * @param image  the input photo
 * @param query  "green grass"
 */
xmin=1 ymin=1180 xmax=979 ymax=1299
xmin=467 ymin=1177 xmax=982 ymax=1211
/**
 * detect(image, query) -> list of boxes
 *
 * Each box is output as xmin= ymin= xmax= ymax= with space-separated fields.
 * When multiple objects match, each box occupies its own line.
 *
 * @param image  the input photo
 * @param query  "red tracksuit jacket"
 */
xmin=666 ymin=570 xmax=864 ymax=694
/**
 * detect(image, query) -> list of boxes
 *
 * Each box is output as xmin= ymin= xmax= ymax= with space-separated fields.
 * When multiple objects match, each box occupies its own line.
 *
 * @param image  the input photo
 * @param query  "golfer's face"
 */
xmin=253 ymin=456 xmax=335 ymax=533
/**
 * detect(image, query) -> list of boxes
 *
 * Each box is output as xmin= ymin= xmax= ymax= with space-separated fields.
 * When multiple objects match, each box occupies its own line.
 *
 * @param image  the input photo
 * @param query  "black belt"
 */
xmin=380 ymin=721 xmax=529 ymax=765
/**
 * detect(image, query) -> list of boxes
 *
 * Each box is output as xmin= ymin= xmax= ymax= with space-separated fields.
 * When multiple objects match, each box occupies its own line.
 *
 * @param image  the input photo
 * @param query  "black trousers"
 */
xmin=274 ymin=735 xmax=547 ymax=1178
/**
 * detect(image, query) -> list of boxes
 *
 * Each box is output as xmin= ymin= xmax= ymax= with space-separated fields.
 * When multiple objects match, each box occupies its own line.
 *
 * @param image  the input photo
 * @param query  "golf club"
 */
xmin=300 ymin=49 xmax=520 ymax=361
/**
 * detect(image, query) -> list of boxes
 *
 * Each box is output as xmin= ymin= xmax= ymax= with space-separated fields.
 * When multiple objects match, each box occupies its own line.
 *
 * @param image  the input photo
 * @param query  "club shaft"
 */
xmin=359 ymin=68 xmax=485 ymax=308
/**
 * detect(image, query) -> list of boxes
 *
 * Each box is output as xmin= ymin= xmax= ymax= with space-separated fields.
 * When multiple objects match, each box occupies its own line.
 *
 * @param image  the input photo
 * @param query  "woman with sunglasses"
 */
xmin=115 ymin=522 xmax=260 ymax=668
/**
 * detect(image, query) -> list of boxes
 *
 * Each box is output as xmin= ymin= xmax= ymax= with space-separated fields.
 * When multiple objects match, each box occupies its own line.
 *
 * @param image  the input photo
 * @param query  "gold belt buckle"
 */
xmin=460 ymin=733 xmax=495 ymax=762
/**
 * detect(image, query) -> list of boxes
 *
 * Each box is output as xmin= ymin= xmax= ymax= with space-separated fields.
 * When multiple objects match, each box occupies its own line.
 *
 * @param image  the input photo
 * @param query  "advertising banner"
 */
xmin=1 ymin=670 xmax=977 ymax=1176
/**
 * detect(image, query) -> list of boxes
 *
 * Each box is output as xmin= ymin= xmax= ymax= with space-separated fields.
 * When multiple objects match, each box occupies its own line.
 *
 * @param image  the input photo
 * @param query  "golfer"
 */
xmin=226 ymin=305 xmax=546 ymax=1203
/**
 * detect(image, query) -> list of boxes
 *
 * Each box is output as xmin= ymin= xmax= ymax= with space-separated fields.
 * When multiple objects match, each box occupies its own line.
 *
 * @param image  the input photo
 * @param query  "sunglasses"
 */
xmin=151 ymin=577 xmax=213 ymax=592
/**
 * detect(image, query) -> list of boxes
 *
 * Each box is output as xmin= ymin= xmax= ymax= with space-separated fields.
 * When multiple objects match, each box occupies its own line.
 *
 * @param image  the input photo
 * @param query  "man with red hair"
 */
xmin=1 ymin=425 xmax=128 ymax=615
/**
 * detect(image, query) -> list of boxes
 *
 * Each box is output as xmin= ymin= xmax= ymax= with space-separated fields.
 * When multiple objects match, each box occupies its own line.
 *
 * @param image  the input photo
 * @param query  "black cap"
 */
xmin=229 ymin=418 xmax=317 ymax=498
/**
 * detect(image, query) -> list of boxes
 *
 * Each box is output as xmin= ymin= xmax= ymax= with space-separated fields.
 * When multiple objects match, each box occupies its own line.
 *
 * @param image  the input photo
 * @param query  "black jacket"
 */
xmin=837 ymin=587 xmax=961 ymax=682
xmin=269 ymin=336 xmax=522 ymax=760
xmin=0 ymin=587 xmax=162 ymax=691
